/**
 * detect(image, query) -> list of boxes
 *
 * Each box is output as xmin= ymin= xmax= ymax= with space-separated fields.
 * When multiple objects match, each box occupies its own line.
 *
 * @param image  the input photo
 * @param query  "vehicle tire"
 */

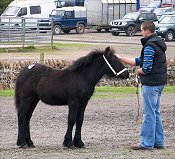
xmin=97 ymin=29 xmax=102 ymax=32
xmin=165 ymin=31 xmax=174 ymax=41
xmin=126 ymin=25 xmax=136 ymax=36
xmin=76 ymin=23 xmax=85 ymax=34
xmin=53 ymin=25 xmax=61 ymax=35
xmin=111 ymin=32 xmax=119 ymax=36
xmin=63 ymin=30 xmax=70 ymax=34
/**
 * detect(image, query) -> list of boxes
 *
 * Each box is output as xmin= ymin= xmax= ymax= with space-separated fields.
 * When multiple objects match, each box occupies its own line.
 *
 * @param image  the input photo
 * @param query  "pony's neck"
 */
xmin=85 ymin=57 xmax=105 ymax=86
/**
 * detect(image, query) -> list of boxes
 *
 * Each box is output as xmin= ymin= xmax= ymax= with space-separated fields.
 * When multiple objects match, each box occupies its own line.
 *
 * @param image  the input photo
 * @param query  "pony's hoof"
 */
xmin=19 ymin=145 xmax=29 ymax=149
xmin=17 ymin=141 xmax=21 ymax=146
xmin=29 ymin=144 xmax=36 ymax=148
xmin=63 ymin=140 xmax=73 ymax=148
xmin=74 ymin=140 xmax=85 ymax=148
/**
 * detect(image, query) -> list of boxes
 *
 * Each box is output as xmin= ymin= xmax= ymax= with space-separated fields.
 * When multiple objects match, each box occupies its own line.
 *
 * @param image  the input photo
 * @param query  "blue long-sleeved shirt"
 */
xmin=135 ymin=45 xmax=155 ymax=74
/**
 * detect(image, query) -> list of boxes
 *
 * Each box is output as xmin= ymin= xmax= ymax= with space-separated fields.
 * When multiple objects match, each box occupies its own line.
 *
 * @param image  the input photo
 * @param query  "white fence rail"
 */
xmin=0 ymin=17 xmax=53 ymax=48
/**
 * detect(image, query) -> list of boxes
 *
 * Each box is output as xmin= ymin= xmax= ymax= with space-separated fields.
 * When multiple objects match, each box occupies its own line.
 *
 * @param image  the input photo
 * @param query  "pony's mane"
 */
xmin=69 ymin=48 xmax=114 ymax=71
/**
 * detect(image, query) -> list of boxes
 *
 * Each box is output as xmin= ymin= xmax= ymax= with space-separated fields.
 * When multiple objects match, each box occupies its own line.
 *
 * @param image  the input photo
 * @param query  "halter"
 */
xmin=103 ymin=55 xmax=127 ymax=76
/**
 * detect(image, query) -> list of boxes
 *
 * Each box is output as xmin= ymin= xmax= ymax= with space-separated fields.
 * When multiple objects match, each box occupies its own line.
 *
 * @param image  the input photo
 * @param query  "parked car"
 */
xmin=155 ymin=15 xmax=175 ymax=41
xmin=1 ymin=0 xmax=57 ymax=28
xmin=39 ymin=6 xmax=87 ymax=34
xmin=153 ymin=7 xmax=173 ymax=19
xmin=109 ymin=12 xmax=157 ymax=36
xmin=139 ymin=0 xmax=161 ymax=12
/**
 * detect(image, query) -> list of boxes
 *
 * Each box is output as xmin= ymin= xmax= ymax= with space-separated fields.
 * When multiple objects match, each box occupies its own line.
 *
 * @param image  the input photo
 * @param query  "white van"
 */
xmin=1 ymin=0 xmax=57 ymax=27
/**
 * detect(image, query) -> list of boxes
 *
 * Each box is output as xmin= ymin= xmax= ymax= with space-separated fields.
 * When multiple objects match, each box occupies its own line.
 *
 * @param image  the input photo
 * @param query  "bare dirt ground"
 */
xmin=0 ymin=93 xmax=175 ymax=159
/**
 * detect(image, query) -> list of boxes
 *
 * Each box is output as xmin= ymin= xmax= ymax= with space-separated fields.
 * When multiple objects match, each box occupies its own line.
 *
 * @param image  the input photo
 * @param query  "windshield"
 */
xmin=50 ymin=10 xmax=65 ymax=17
xmin=123 ymin=12 xmax=140 ymax=20
xmin=154 ymin=9 xmax=167 ymax=15
xmin=1 ymin=6 xmax=20 ymax=16
xmin=159 ymin=16 xmax=175 ymax=23
xmin=147 ymin=2 xmax=160 ymax=8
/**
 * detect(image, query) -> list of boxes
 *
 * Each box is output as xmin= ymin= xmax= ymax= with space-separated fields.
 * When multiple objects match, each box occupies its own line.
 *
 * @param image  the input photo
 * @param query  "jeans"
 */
xmin=140 ymin=85 xmax=165 ymax=149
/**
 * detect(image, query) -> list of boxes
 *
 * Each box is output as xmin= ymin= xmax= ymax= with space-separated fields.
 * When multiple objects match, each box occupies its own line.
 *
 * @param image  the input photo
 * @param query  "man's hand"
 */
xmin=116 ymin=55 xmax=136 ymax=66
xmin=136 ymin=68 xmax=145 ymax=75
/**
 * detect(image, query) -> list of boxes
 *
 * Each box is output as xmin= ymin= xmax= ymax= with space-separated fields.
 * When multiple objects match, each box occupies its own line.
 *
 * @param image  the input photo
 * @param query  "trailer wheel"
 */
xmin=126 ymin=25 xmax=136 ymax=36
xmin=165 ymin=31 xmax=174 ymax=41
xmin=53 ymin=25 xmax=61 ymax=35
xmin=76 ymin=24 xmax=85 ymax=34
xmin=97 ymin=29 xmax=102 ymax=32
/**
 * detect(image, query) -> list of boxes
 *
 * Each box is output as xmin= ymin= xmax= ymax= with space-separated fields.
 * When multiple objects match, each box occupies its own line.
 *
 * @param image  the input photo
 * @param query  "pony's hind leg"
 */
xmin=17 ymin=94 xmax=39 ymax=148
xmin=25 ymin=95 xmax=39 ymax=148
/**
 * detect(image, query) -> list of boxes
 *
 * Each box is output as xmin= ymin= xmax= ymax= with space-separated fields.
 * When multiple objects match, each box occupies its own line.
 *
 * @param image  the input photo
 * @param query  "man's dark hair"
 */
xmin=141 ymin=21 xmax=155 ymax=33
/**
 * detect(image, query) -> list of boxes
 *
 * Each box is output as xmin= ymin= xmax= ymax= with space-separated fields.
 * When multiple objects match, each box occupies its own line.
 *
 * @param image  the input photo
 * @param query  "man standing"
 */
xmin=118 ymin=21 xmax=167 ymax=150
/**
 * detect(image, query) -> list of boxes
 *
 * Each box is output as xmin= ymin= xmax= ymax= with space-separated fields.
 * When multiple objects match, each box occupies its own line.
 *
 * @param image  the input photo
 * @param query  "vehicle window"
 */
xmin=1 ymin=6 xmax=20 ymax=16
xmin=51 ymin=10 xmax=65 ymax=16
xmin=160 ymin=16 xmax=175 ymax=23
xmin=154 ymin=8 xmax=172 ymax=15
xmin=147 ymin=13 xmax=155 ymax=20
xmin=76 ymin=0 xmax=84 ymax=6
xmin=123 ymin=12 xmax=140 ymax=20
xmin=139 ymin=13 xmax=147 ymax=20
xmin=30 ymin=6 xmax=41 ymax=14
xmin=64 ymin=11 xmax=74 ymax=18
xmin=154 ymin=9 xmax=165 ymax=15
xmin=147 ymin=1 xmax=160 ymax=8
xmin=17 ymin=7 xmax=27 ymax=17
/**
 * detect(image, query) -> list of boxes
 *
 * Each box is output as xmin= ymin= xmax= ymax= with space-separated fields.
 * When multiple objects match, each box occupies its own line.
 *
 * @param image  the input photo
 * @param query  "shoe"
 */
xmin=154 ymin=145 xmax=165 ymax=149
xmin=131 ymin=144 xmax=153 ymax=150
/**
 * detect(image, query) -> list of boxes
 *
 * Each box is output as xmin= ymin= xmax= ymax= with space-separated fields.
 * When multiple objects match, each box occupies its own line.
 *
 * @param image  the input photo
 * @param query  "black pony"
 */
xmin=15 ymin=47 xmax=129 ymax=148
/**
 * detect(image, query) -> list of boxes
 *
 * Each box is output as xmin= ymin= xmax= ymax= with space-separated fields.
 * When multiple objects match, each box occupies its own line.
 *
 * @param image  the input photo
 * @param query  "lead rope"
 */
xmin=135 ymin=74 xmax=141 ymax=122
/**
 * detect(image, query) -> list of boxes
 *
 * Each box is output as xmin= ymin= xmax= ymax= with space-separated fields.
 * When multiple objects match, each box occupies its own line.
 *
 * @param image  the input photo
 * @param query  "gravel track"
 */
xmin=0 ymin=94 xmax=175 ymax=159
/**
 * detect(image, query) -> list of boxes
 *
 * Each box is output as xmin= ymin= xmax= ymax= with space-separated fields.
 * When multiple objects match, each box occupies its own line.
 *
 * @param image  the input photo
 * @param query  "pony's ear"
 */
xmin=105 ymin=46 xmax=111 ymax=57
xmin=105 ymin=46 xmax=110 ymax=53
xmin=105 ymin=46 xmax=114 ymax=57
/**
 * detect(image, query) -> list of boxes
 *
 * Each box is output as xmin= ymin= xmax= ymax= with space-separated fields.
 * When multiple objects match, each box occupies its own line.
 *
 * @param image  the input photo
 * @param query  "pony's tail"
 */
xmin=15 ymin=78 xmax=20 ymax=113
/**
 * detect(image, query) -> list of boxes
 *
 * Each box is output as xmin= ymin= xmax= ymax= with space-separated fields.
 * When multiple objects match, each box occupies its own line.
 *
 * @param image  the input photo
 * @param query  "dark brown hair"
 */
xmin=141 ymin=21 xmax=155 ymax=33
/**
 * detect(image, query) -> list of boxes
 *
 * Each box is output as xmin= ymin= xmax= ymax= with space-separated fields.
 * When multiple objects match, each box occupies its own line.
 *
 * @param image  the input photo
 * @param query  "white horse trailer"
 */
xmin=84 ymin=0 xmax=137 ymax=31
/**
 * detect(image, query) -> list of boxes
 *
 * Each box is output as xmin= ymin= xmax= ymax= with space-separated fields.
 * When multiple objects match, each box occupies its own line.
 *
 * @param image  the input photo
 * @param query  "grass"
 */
xmin=0 ymin=43 xmax=94 ymax=53
xmin=0 ymin=89 xmax=15 ymax=96
xmin=93 ymin=86 xmax=136 ymax=99
xmin=93 ymin=86 xmax=175 ymax=99
xmin=0 ymin=86 xmax=174 ymax=97
xmin=0 ymin=45 xmax=36 ymax=53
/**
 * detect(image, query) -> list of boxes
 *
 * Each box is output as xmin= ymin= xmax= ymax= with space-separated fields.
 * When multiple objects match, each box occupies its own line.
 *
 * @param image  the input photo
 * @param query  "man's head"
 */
xmin=141 ymin=21 xmax=155 ymax=38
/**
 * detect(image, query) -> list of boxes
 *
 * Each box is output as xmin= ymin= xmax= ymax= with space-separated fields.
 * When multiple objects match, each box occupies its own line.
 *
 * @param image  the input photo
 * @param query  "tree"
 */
xmin=0 ymin=0 xmax=13 ymax=15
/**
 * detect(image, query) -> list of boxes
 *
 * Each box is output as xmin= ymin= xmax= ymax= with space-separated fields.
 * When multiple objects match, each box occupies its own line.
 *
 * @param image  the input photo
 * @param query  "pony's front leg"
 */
xmin=73 ymin=103 xmax=87 ymax=148
xmin=63 ymin=100 xmax=78 ymax=148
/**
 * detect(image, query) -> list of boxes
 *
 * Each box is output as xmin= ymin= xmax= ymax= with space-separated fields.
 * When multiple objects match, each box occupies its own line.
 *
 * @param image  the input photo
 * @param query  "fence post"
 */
xmin=0 ymin=18 xmax=1 ymax=42
xmin=40 ymin=52 xmax=44 ymax=64
xmin=51 ymin=22 xmax=54 ymax=49
xmin=22 ymin=18 xmax=26 ymax=48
